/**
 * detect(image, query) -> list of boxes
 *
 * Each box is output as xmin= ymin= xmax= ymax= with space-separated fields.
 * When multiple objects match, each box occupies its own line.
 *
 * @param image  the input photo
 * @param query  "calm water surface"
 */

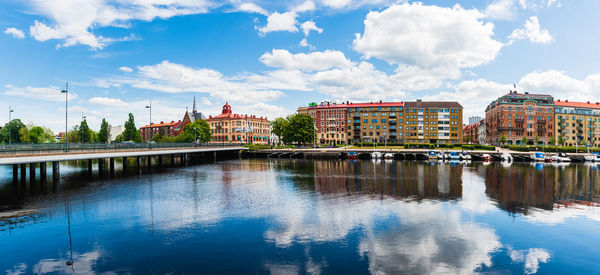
xmin=1 ymin=159 xmax=600 ymax=274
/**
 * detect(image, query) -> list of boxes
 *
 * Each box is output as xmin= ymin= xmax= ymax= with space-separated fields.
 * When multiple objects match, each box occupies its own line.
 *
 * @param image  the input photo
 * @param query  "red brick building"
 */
xmin=485 ymin=91 xmax=554 ymax=145
xmin=297 ymin=101 xmax=349 ymax=145
xmin=463 ymin=122 xmax=479 ymax=144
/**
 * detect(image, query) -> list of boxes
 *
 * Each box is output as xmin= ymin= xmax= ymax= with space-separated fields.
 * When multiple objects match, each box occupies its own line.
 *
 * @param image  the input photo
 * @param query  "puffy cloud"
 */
xmin=259 ymin=49 xmax=352 ymax=72
xmin=118 ymin=66 xmax=133 ymax=73
xmin=3 ymin=85 xmax=78 ymax=102
xmin=509 ymin=16 xmax=554 ymax=44
xmin=234 ymin=2 xmax=268 ymax=15
xmin=317 ymin=0 xmax=395 ymax=10
xmin=88 ymin=97 xmax=129 ymax=106
xmin=484 ymin=0 xmax=517 ymax=20
xmin=300 ymin=20 xmax=323 ymax=36
xmin=518 ymin=0 xmax=562 ymax=10
xmin=518 ymin=70 xmax=600 ymax=101
xmin=258 ymin=11 xmax=298 ymax=35
xmin=293 ymin=0 xmax=316 ymax=12
xmin=25 ymin=0 xmax=215 ymax=49
xmin=353 ymin=3 xmax=503 ymax=81
xmin=299 ymin=38 xmax=312 ymax=48
xmin=4 ymin=27 xmax=25 ymax=39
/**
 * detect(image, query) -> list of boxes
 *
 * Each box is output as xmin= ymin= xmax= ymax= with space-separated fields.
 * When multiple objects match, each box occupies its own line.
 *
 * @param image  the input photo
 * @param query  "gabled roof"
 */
xmin=140 ymin=121 xmax=180 ymax=129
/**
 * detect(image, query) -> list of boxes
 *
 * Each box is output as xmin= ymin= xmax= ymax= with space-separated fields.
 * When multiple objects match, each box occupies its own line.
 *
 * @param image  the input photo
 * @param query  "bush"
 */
xmin=244 ymin=143 xmax=271 ymax=150
xmin=474 ymin=144 xmax=495 ymax=150
xmin=461 ymin=145 xmax=475 ymax=150
xmin=508 ymin=146 xmax=530 ymax=152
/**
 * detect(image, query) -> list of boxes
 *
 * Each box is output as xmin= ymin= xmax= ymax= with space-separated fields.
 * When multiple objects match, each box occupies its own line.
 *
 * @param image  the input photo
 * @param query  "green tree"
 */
xmin=98 ymin=118 xmax=109 ymax=143
xmin=177 ymin=120 xmax=212 ymax=143
xmin=1 ymin=119 xmax=26 ymax=143
xmin=79 ymin=119 xmax=92 ymax=143
xmin=282 ymin=114 xmax=315 ymax=145
xmin=558 ymin=135 xmax=565 ymax=146
xmin=123 ymin=113 xmax=142 ymax=142
xmin=19 ymin=127 xmax=30 ymax=143
xmin=548 ymin=137 xmax=556 ymax=146
xmin=67 ymin=125 xmax=81 ymax=143
xmin=521 ymin=136 xmax=528 ymax=146
xmin=535 ymin=136 xmax=540 ymax=145
xmin=28 ymin=126 xmax=45 ymax=143
xmin=499 ymin=133 xmax=507 ymax=146
xmin=271 ymin=117 xmax=288 ymax=145
xmin=152 ymin=128 xmax=166 ymax=143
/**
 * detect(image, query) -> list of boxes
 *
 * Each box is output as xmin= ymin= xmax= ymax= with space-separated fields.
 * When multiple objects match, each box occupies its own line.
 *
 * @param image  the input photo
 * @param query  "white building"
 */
xmin=469 ymin=116 xmax=483 ymax=125
xmin=477 ymin=120 xmax=486 ymax=145
xmin=108 ymin=125 xmax=124 ymax=143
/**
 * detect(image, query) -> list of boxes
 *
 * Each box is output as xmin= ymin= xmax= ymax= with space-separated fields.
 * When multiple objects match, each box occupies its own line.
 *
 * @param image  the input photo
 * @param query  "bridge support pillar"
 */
xmin=109 ymin=158 xmax=115 ymax=177
xmin=98 ymin=158 xmax=104 ymax=177
xmin=12 ymin=164 xmax=18 ymax=183
xmin=158 ymin=155 xmax=163 ymax=168
xmin=87 ymin=159 xmax=93 ymax=176
xmin=52 ymin=161 xmax=60 ymax=183
xmin=147 ymin=156 xmax=152 ymax=173
xmin=170 ymin=154 xmax=175 ymax=166
xmin=29 ymin=163 xmax=36 ymax=183
xmin=40 ymin=162 xmax=47 ymax=184
xmin=122 ymin=157 xmax=128 ymax=172
xmin=213 ymin=151 xmax=217 ymax=162
xmin=136 ymin=156 xmax=142 ymax=174
xmin=20 ymin=163 xmax=26 ymax=184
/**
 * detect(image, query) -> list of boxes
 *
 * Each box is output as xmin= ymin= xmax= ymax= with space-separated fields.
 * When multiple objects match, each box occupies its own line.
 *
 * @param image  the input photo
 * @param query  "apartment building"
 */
xmin=402 ymin=100 xmax=463 ymax=144
xmin=485 ymin=91 xmax=554 ymax=145
xmin=297 ymin=101 xmax=348 ymax=145
xmin=207 ymin=102 xmax=270 ymax=144
xmin=345 ymin=101 xmax=405 ymax=144
xmin=554 ymin=99 xmax=600 ymax=147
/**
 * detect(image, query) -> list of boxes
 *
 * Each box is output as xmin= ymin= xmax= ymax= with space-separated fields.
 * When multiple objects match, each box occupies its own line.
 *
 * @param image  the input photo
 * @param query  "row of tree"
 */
xmin=270 ymin=113 xmax=315 ymax=145
xmin=0 ymin=112 xmax=212 ymax=144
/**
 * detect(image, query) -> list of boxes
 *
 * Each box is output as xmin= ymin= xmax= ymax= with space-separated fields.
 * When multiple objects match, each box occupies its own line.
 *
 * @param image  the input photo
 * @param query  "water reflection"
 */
xmin=1 ymin=160 xmax=600 ymax=274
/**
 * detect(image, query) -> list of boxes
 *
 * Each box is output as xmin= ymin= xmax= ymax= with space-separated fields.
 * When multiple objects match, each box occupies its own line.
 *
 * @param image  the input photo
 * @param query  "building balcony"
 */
xmin=515 ymin=119 xmax=525 ymax=123
xmin=537 ymin=120 xmax=546 ymax=124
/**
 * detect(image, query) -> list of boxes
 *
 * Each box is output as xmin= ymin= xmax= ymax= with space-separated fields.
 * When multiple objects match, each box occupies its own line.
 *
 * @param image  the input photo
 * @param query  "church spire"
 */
xmin=193 ymin=96 xmax=196 ymax=112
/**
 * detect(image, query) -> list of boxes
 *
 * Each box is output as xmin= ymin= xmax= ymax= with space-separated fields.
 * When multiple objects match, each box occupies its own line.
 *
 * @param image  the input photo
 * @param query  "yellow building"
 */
xmin=554 ymin=100 xmax=600 ymax=147
xmin=206 ymin=102 xmax=270 ymax=144
xmin=402 ymin=100 xmax=463 ymax=144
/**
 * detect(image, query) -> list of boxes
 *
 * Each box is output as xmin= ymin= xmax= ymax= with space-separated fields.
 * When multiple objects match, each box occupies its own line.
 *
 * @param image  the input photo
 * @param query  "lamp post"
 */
xmin=61 ymin=82 xmax=69 ymax=152
xmin=81 ymin=113 xmax=86 ymax=144
xmin=8 ymin=106 xmax=13 ymax=144
xmin=145 ymin=100 xmax=152 ymax=142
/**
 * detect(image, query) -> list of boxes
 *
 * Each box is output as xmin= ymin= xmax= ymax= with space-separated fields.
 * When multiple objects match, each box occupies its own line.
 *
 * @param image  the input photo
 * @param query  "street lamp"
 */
xmin=8 ymin=106 xmax=14 ymax=144
xmin=81 ymin=113 xmax=86 ymax=144
xmin=61 ymin=82 xmax=69 ymax=152
xmin=145 ymin=100 xmax=152 ymax=142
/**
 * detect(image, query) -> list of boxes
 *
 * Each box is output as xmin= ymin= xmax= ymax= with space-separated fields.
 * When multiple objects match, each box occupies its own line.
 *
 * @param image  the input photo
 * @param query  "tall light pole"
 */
xmin=81 ymin=113 xmax=86 ymax=144
xmin=61 ymin=82 xmax=69 ymax=151
xmin=145 ymin=100 xmax=152 ymax=142
xmin=8 ymin=106 xmax=14 ymax=144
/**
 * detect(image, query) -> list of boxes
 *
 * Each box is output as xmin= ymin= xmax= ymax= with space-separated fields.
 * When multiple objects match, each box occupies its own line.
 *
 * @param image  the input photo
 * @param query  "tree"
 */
xmin=28 ymin=126 xmax=45 ymax=143
xmin=271 ymin=117 xmax=288 ymax=145
xmin=558 ymin=135 xmax=565 ymax=146
xmin=79 ymin=119 xmax=92 ymax=143
xmin=548 ymin=137 xmax=556 ymax=146
xmin=177 ymin=120 xmax=212 ymax=143
xmin=521 ymin=136 xmax=528 ymax=146
xmin=282 ymin=114 xmax=315 ymax=145
xmin=535 ymin=136 xmax=540 ymax=145
xmin=98 ymin=118 xmax=109 ymax=143
xmin=152 ymin=128 xmax=165 ymax=143
xmin=0 ymin=119 xmax=25 ymax=143
xmin=123 ymin=113 xmax=142 ymax=142
xmin=499 ymin=133 xmax=507 ymax=146
xmin=67 ymin=125 xmax=81 ymax=143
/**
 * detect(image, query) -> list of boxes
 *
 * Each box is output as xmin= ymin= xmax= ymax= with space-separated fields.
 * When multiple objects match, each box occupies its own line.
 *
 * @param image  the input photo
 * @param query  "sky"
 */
xmin=1 ymin=0 xmax=600 ymax=133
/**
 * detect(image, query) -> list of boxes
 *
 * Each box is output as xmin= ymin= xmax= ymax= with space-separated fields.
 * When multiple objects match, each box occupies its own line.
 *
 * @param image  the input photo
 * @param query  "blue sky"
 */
xmin=1 ymin=0 xmax=599 ymax=133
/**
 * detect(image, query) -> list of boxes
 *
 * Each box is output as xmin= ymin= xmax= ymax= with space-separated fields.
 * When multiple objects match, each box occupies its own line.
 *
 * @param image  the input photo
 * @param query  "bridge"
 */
xmin=0 ymin=144 xmax=246 ymax=184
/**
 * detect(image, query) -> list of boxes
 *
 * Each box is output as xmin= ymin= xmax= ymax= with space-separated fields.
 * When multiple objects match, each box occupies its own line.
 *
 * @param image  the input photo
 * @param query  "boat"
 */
xmin=428 ymin=150 xmax=438 ymax=160
xmin=460 ymin=150 xmax=471 ymax=160
xmin=551 ymin=152 xmax=571 ymax=162
xmin=383 ymin=153 xmax=394 ymax=160
xmin=371 ymin=152 xmax=383 ymax=160
xmin=501 ymin=152 xmax=513 ymax=162
xmin=584 ymin=153 xmax=599 ymax=162
xmin=437 ymin=152 xmax=448 ymax=161
xmin=531 ymin=152 xmax=547 ymax=162
xmin=482 ymin=154 xmax=493 ymax=162
xmin=449 ymin=151 xmax=461 ymax=160
xmin=347 ymin=151 xmax=357 ymax=160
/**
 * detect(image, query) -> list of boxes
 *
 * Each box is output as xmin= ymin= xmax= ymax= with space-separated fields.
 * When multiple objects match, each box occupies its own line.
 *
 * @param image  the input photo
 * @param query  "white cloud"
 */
xmin=353 ymin=3 xmax=503 ymax=82
xmin=518 ymin=70 xmax=600 ymax=101
xmin=88 ymin=97 xmax=129 ymax=106
xmin=484 ymin=0 xmax=517 ymax=20
xmin=317 ymin=0 xmax=395 ymax=10
xmin=118 ymin=66 xmax=133 ymax=73
xmin=25 ymin=0 xmax=215 ymax=49
xmin=234 ymin=2 xmax=268 ymax=15
xmin=258 ymin=11 xmax=298 ymax=35
xmin=299 ymin=38 xmax=312 ymax=48
xmin=259 ymin=49 xmax=352 ymax=72
xmin=3 ymin=85 xmax=78 ymax=102
xmin=509 ymin=16 xmax=554 ymax=44
xmin=4 ymin=27 xmax=25 ymax=39
xmin=300 ymin=21 xmax=323 ymax=36
xmin=293 ymin=0 xmax=316 ymax=12
xmin=518 ymin=0 xmax=561 ymax=10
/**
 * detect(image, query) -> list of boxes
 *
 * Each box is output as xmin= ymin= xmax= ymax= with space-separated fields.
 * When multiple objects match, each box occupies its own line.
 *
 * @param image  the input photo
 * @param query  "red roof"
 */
xmin=140 ymin=120 xmax=179 ymax=129
xmin=555 ymin=100 xmax=600 ymax=109
xmin=207 ymin=102 xmax=269 ymax=121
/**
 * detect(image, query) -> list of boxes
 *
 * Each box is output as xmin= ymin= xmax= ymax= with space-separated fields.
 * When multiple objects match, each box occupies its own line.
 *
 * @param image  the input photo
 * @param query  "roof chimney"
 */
xmin=160 ymin=121 xmax=164 ymax=124
xmin=379 ymin=100 xmax=382 ymax=103
xmin=588 ymin=101 xmax=591 ymax=104
xmin=565 ymin=100 xmax=568 ymax=102
xmin=557 ymin=99 xmax=560 ymax=102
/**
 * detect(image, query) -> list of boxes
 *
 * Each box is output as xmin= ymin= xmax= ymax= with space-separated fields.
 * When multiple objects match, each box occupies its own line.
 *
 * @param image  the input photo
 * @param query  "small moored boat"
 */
xmin=551 ymin=152 xmax=571 ymax=163
xmin=531 ymin=152 xmax=547 ymax=162
xmin=501 ymin=152 xmax=513 ymax=162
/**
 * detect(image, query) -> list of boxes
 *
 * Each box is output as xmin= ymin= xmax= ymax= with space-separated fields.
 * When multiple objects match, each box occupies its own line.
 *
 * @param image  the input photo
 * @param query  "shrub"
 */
xmin=474 ymin=144 xmax=495 ymax=150
xmin=461 ymin=145 xmax=475 ymax=150
xmin=508 ymin=146 xmax=530 ymax=152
